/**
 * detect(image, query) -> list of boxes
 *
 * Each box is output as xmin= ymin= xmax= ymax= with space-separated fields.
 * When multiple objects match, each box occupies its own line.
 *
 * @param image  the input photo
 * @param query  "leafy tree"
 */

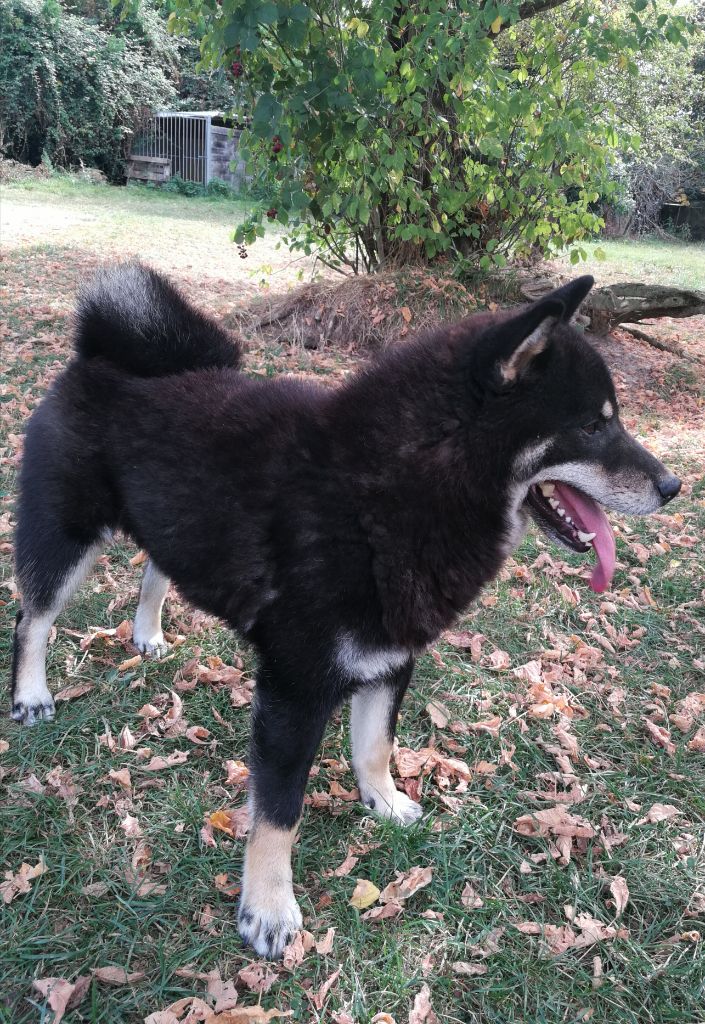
xmin=0 ymin=0 xmax=175 ymax=178
xmin=170 ymin=0 xmax=694 ymax=271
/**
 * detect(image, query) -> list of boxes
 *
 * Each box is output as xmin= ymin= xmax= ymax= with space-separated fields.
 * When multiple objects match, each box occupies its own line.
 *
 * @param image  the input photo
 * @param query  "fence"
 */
xmin=128 ymin=112 xmax=247 ymax=188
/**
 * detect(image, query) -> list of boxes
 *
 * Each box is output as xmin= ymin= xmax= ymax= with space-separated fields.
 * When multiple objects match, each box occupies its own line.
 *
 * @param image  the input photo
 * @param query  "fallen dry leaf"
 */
xmin=461 ymin=882 xmax=484 ymax=910
xmin=451 ymin=962 xmax=488 ymax=977
xmin=32 ymin=976 xmax=89 ymax=1024
xmin=121 ymin=814 xmax=143 ymax=839
xmin=635 ymin=803 xmax=681 ymax=825
xmin=54 ymin=681 xmax=94 ymax=703
xmin=237 ymin=963 xmax=278 ymax=994
xmin=109 ymin=768 xmax=132 ymax=791
xmin=379 ymin=866 xmax=433 ymax=904
xmin=92 ymin=966 xmax=146 ymax=985
xmin=143 ymin=751 xmax=189 ymax=771
xmin=644 ymin=719 xmax=676 ymax=756
xmin=609 ymin=876 xmax=629 ymax=918
xmin=425 ymin=701 xmax=450 ymax=729
xmin=315 ymin=927 xmax=336 ymax=955
xmin=118 ymin=654 xmax=143 ymax=673
xmin=207 ymin=968 xmax=239 ymax=1013
xmin=349 ymin=878 xmax=381 ymax=910
xmin=224 ymin=760 xmax=250 ymax=788
xmin=310 ymin=965 xmax=341 ymax=1010
xmin=208 ymin=807 xmax=249 ymax=839
xmin=409 ymin=983 xmax=439 ymax=1024
xmin=1 ymin=858 xmax=47 ymax=904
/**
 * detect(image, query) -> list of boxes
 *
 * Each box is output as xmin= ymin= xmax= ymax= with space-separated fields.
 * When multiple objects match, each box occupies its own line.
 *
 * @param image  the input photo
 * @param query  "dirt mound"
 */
xmin=0 ymin=158 xmax=52 ymax=183
xmin=226 ymin=269 xmax=514 ymax=350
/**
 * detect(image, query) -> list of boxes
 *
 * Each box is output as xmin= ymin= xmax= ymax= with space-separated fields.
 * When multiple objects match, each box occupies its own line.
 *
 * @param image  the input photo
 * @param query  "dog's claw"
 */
xmin=238 ymin=896 xmax=303 ymax=960
xmin=133 ymin=636 xmax=170 ymax=659
xmin=11 ymin=698 xmax=56 ymax=726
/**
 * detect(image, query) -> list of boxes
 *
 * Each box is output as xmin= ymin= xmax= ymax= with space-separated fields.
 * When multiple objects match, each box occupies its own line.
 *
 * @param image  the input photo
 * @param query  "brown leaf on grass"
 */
xmin=332 ymin=1014 xmax=356 ymax=1024
xmin=370 ymin=1015 xmax=397 ymax=1024
xmin=643 ymin=719 xmax=676 ymax=755
xmin=442 ymin=631 xmax=484 ymax=660
xmin=214 ymin=873 xmax=240 ymax=898
xmin=425 ymin=701 xmax=450 ymax=729
xmin=17 ymin=773 xmax=46 ymax=794
xmin=33 ymin=977 xmax=90 ymax=1023
xmin=688 ymin=726 xmax=705 ymax=752
xmin=46 ymin=766 xmax=79 ymax=807
xmin=349 ymin=878 xmax=380 ymax=910
xmin=635 ymin=803 xmax=681 ymax=825
xmin=379 ymin=866 xmax=433 ymax=904
xmin=121 ymin=814 xmax=143 ymax=838
xmin=409 ymin=983 xmax=439 ymax=1024
xmin=144 ymin=996 xmax=213 ymax=1023
xmin=130 ymin=550 xmax=148 ymax=566
xmin=208 ymin=806 xmax=249 ymax=838
xmin=54 ymin=681 xmax=94 ymax=703
xmin=118 ymin=655 xmax=143 ymax=673
xmin=1 ymin=858 xmax=47 ymax=904
xmin=325 ymin=852 xmax=359 ymax=878
xmin=82 ymin=881 xmax=110 ymax=896
xmin=0 ymin=739 xmax=9 ymax=754
xmin=487 ymin=649 xmax=511 ymax=670
xmin=460 ymin=882 xmax=484 ymax=910
xmin=281 ymin=930 xmax=314 ymax=970
xmin=118 ymin=725 xmax=138 ymax=750
xmin=204 ymin=1008 xmax=292 ymax=1022
xmin=400 ymin=306 xmax=413 ymax=323
xmin=609 ymin=876 xmax=629 ymax=918
xmin=196 ymin=904 xmax=219 ymax=934
xmin=310 ymin=966 xmax=341 ymax=1010
xmin=395 ymin=747 xmax=438 ymax=778
xmin=451 ymin=962 xmax=488 ymax=977
xmin=109 ymin=768 xmax=132 ymax=791
xmin=186 ymin=726 xmax=211 ymax=745
xmin=361 ymin=899 xmax=404 ymax=922
xmin=315 ymin=927 xmax=336 ymax=955
xmin=514 ymin=921 xmax=577 ymax=955
xmin=143 ymin=751 xmax=189 ymax=771
xmin=92 ymin=966 xmax=146 ymax=985
xmin=237 ymin=963 xmax=278 ymax=994
xmin=465 ymin=716 xmax=502 ymax=738
xmin=514 ymin=805 xmax=595 ymax=842
xmin=224 ymin=760 xmax=250 ymax=788
xmin=207 ymin=968 xmax=239 ymax=1012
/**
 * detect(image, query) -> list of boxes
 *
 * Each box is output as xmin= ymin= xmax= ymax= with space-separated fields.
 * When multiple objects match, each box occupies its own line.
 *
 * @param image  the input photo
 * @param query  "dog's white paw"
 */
xmin=133 ymin=632 xmax=170 ymax=659
xmin=11 ymin=692 xmax=56 ymax=726
xmin=361 ymin=786 xmax=423 ymax=826
xmin=238 ymin=888 xmax=303 ymax=960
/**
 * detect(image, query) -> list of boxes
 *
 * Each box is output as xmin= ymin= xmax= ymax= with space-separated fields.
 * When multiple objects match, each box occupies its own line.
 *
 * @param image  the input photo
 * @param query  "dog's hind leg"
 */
xmin=133 ymin=560 xmax=170 ymax=658
xmin=238 ymin=662 xmax=334 ymax=959
xmin=11 ymin=539 xmax=104 ymax=725
xmin=351 ymin=664 xmax=423 ymax=826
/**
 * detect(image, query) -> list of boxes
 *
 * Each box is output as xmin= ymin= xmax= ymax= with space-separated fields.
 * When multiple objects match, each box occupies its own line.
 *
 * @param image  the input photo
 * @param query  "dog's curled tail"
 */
xmin=74 ymin=263 xmax=242 ymax=377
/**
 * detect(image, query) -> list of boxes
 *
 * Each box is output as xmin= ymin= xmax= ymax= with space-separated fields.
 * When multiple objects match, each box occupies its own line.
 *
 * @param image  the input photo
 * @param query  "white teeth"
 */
xmin=557 ymin=507 xmax=566 ymax=517
xmin=565 ymin=516 xmax=572 ymax=524
xmin=539 ymin=483 xmax=555 ymax=497
xmin=578 ymin=531 xmax=596 ymax=543
xmin=548 ymin=499 xmax=560 ymax=509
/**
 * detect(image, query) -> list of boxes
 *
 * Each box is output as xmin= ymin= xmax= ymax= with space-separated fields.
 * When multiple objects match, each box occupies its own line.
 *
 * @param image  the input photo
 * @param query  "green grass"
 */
xmin=559 ymin=237 xmax=705 ymax=292
xmin=1 ymin=180 xmax=705 ymax=1023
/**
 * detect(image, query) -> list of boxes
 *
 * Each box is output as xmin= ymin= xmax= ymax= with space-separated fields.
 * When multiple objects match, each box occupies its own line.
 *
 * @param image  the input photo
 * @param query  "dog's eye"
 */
xmin=582 ymin=420 xmax=601 ymax=435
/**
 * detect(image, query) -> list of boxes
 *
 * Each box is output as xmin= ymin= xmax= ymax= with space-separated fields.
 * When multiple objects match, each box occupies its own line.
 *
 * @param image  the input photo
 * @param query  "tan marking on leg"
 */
xmin=238 ymin=817 xmax=302 ymax=960
xmin=351 ymin=687 xmax=423 ymax=825
xmin=133 ymin=560 xmax=170 ymax=658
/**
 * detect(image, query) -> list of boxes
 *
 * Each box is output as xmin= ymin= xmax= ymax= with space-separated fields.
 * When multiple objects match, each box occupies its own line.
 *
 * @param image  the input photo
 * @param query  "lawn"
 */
xmin=1 ymin=176 xmax=704 ymax=1024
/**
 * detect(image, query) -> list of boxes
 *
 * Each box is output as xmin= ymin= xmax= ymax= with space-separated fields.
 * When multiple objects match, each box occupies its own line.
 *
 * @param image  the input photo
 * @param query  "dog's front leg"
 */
xmin=351 ymin=664 xmax=423 ymax=825
xmin=238 ymin=671 xmax=332 ymax=959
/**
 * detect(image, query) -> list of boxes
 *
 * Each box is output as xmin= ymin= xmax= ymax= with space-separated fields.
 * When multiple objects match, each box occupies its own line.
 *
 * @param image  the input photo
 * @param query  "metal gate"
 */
xmin=130 ymin=113 xmax=212 ymax=185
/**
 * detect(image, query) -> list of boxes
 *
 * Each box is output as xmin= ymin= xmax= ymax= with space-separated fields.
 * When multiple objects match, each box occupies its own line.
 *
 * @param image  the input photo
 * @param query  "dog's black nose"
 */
xmin=657 ymin=475 xmax=681 ymax=502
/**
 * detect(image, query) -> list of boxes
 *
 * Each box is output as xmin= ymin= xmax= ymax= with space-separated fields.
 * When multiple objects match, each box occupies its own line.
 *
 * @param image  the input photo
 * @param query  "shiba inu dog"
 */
xmin=10 ymin=266 xmax=680 ymax=958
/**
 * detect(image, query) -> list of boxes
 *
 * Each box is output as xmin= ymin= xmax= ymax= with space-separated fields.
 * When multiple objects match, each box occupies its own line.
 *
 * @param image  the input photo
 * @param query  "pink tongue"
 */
xmin=552 ymin=483 xmax=616 ymax=594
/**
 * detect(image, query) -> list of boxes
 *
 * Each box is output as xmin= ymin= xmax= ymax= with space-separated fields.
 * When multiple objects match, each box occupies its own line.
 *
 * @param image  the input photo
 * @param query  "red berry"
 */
xmin=231 ymin=61 xmax=243 ymax=78
xmin=266 ymin=208 xmax=277 ymax=219
xmin=323 ymin=224 xmax=331 ymax=234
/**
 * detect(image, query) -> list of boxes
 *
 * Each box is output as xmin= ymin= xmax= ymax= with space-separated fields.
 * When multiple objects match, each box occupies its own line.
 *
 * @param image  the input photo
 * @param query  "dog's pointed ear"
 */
xmin=492 ymin=275 xmax=595 ymax=384
xmin=544 ymin=274 xmax=595 ymax=322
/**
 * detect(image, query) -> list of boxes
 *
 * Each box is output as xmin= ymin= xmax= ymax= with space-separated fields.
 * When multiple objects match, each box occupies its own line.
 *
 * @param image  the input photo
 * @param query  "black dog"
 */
xmin=10 ymin=265 xmax=680 ymax=957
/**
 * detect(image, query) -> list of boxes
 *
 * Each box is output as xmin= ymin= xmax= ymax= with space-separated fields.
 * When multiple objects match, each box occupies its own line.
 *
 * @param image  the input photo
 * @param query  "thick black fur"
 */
xmin=12 ymin=265 xmax=676 ymax=837
xmin=74 ymin=263 xmax=242 ymax=377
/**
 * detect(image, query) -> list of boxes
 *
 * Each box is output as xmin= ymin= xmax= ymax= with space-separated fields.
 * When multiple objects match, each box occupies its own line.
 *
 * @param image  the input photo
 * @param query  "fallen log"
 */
xmin=586 ymin=282 xmax=705 ymax=333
